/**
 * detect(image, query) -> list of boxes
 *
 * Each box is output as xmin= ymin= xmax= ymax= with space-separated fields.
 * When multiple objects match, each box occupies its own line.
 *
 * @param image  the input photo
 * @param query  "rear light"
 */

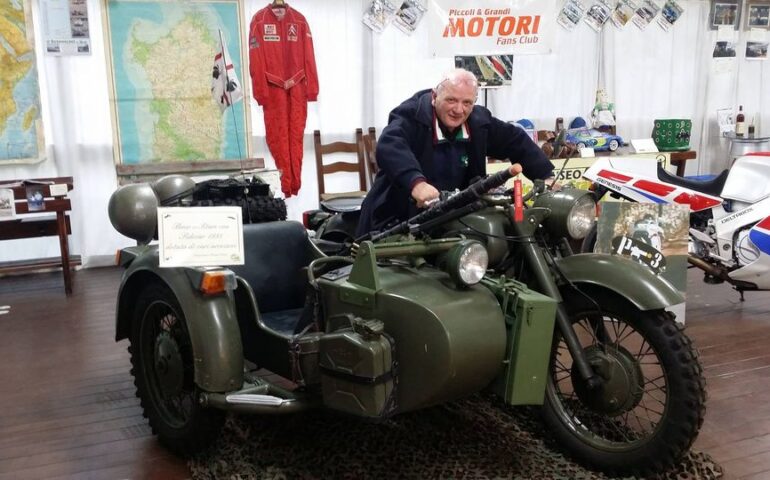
xmin=114 ymin=250 xmax=121 ymax=266
xmin=302 ymin=211 xmax=311 ymax=229
xmin=199 ymin=270 xmax=236 ymax=295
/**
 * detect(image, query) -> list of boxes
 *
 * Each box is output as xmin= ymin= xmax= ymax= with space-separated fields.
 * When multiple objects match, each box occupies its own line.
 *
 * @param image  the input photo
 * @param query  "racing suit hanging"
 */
xmin=249 ymin=3 xmax=319 ymax=197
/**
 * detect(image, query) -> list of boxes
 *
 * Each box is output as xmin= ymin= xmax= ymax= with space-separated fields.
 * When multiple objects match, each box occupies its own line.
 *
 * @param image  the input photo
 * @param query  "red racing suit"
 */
xmin=248 ymin=4 xmax=319 ymax=197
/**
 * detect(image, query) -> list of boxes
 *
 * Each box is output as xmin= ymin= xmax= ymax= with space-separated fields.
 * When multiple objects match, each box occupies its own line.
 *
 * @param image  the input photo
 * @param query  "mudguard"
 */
xmin=114 ymin=246 xmax=243 ymax=392
xmin=555 ymin=253 xmax=683 ymax=310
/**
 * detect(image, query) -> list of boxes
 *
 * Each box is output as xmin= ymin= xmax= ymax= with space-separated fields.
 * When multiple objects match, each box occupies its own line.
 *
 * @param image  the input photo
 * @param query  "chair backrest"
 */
xmin=313 ymin=129 xmax=366 ymax=200
xmin=363 ymin=127 xmax=379 ymax=186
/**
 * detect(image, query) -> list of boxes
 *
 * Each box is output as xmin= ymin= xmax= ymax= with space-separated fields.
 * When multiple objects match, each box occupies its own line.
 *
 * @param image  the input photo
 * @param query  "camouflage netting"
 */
xmin=188 ymin=393 xmax=722 ymax=480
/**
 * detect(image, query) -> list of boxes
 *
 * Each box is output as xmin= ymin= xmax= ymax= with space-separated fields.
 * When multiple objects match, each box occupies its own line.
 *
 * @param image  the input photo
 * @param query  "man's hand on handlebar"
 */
xmin=411 ymin=181 xmax=440 ymax=208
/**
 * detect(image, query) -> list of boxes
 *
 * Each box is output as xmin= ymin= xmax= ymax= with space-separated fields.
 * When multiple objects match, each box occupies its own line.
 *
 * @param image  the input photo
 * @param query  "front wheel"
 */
xmin=542 ymin=288 xmax=706 ymax=476
xmin=608 ymin=139 xmax=620 ymax=151
xmin=129 ymin=282 xmax=225 ymax=455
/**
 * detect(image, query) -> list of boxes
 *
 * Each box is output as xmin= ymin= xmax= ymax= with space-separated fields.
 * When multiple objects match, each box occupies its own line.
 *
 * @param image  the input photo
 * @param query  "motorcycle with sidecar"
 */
xmin=107 ymin=166 xmax=705 ymax=477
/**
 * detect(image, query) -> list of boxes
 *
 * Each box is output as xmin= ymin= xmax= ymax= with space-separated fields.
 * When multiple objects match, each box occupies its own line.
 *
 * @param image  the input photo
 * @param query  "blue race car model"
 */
xmin=566 ymin=128 xmax=623 ymax=152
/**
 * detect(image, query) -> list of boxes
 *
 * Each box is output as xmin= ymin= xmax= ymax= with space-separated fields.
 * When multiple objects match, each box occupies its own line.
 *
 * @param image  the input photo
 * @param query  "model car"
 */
xmin=566 ymin=127 xmax=623 ymax=151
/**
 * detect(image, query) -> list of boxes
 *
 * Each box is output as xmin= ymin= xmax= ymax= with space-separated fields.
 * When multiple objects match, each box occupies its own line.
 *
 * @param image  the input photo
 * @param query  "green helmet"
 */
xmin=152 ymin=174 xmax=196 ymax=206
xmin=107 ymin=183 xmax=159 ymax=245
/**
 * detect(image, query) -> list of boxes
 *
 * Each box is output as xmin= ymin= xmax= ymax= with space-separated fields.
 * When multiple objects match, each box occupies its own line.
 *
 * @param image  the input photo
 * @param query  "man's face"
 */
xmin=433 ymin=81 xmax=477 ymax=129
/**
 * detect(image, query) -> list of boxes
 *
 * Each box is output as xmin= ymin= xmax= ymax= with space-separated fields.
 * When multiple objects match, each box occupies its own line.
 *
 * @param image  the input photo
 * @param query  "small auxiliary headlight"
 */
xmin=446 ymin=240 xmax=489 ymax=287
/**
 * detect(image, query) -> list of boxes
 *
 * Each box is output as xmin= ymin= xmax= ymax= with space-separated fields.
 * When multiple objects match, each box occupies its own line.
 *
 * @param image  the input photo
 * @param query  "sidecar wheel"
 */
xmin=541 ymin=288 xmax=705 ymax=476
xmin=129 ymin=282 xmax=225 ymax=456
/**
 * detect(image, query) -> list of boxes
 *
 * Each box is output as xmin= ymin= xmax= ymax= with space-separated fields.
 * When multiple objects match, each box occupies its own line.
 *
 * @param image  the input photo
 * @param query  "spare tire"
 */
xmin=190 ymin=177 xmax=287 ymax=224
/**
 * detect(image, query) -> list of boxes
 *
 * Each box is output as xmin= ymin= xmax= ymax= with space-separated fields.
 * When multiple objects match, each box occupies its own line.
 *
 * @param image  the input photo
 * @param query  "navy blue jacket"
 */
xmin=357 ymin=89 xmax=554 ymax=235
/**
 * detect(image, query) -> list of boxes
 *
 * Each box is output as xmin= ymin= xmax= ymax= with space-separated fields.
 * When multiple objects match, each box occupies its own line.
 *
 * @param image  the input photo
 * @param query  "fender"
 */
xmin=115 ymin=246 xmax=243 ymax=392
xmin=555 ymin=253 xmax=683 ymax=310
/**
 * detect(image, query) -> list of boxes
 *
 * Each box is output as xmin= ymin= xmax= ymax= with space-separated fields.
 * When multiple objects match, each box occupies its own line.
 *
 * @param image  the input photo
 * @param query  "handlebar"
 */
xmin=364 ymin=164 xmax=521 ymax=242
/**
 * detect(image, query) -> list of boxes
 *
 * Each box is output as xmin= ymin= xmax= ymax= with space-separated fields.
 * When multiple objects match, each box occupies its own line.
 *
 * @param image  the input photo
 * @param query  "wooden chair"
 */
xmin=363 ymin=127 xmax=379 ymax=186
xmin=313 ymin=129 xmax=367 ymax=202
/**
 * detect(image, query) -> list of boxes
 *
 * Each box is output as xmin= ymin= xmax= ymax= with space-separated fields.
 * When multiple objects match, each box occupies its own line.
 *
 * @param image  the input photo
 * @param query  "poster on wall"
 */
xmin=657 ymin=0 xmax=684 ymax=31
xmin=746 ymin=40 xmax=769 ymax=58
xmin=557 ymin=0 xmax=585 ymax=31
xmin=0 ymin=0 xmax=46 ymax=165
xmin=610 ymin=0 xmax=637 ymax=28
xmin=104 ymin=0 xmax=250 ymax=166
xmin=710 ymin=0 xmax=742 ymax=30
xmin=584 ymin=1 xmax=612 ymax=31
xmin=454 ymin=55 xmax=512 ymax=87
xmin=428 ymin=0 xmax=559 ymax=56
xmin=746 ymin=1 xmax=770 ymax=29
xmin=0 ymin=189 xmax=16 ymax=220
xmin=41 ymin=0 xmax=91 ymax=55
xmin=632 ymin=0 xmax=661 ymax=30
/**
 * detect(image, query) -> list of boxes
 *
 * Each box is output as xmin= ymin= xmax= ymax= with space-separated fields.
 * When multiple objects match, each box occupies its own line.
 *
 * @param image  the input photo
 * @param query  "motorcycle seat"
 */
xmin=320 ymin=195 xmax=364 ymax=213
xmin=657 ymin=164 xmax=728 ymax=197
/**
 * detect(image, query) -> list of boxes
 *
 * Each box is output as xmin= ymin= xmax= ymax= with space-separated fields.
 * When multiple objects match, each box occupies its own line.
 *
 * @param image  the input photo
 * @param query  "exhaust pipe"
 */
xmin=687 ymin=255 xmax=727 ymax=279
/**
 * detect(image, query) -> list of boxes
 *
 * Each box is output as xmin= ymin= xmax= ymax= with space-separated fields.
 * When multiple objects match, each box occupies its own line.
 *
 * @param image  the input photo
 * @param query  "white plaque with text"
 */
xmin=158 ymin=207 xmax=244 ymax=267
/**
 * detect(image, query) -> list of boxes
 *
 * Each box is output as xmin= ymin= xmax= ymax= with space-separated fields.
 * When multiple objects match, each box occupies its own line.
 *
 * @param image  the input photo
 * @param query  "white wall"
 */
xmin=1 ymin=0 xmax=768 ymax=266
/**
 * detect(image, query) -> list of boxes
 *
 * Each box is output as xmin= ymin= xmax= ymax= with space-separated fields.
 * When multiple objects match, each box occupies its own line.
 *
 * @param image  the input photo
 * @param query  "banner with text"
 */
xmin=429 ymin=0 xmax=558 ymax=57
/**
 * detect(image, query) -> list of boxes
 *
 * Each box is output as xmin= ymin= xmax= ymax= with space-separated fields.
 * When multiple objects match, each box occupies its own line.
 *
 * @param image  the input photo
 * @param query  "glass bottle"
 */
xmin=748 ymin=117 xmax=755 ymax=138
xmin=736 ymin=105 xmax=746 ymax=137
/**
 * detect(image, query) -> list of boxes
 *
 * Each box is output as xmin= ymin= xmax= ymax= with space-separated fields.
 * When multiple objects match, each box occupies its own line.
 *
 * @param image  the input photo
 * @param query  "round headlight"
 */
xmin=567 ymin=194 xmax=597 ymax=239
xmin=446 ymin=240 xmax=489 ymax=286
xmin=534 ymin=188 xmax=597 ymax=240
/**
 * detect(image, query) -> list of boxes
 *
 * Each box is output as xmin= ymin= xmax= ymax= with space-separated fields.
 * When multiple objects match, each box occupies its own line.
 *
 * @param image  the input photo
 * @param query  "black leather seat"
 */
xmin=230 ymin=221 xmax=312 ymax=334
xmin=657 ymin=164 xmax=728 ymax=197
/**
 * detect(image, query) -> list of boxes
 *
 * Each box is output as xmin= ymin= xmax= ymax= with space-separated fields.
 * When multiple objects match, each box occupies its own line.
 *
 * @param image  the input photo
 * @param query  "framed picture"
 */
xmin=746 ymin=1 xmax=770 ymax=29
xmin=454 ymin=55 xmax=513 ymax=89
xmin=710 ymin=0 xmax=742 ymax=30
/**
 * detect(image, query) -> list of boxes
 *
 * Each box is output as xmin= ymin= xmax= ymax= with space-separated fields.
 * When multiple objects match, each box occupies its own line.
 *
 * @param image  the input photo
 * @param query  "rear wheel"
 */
xmin=129 ymin=282 xmax=224 ymax=455
xmin=577 ymin=142 xmax=587 ymax=150
xmin=542 ymin=288 xmax=705 ymax=476
xmin=608 ymin=139 xmax=620 ymax=151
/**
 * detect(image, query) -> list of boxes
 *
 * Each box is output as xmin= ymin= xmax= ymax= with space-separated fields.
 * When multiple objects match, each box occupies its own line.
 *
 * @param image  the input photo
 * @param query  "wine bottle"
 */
xmin=736 ymin=105 xmax=746 ymax=137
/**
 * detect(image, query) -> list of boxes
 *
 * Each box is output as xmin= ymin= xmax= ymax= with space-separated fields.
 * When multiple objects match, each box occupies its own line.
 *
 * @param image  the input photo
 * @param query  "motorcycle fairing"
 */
xmin=727 ymin=214 xmax=770 ymax=288
xmin=586 ymin=158 xmax=723 ymax=212
xmin=721 ymin=155 xmax=770 ymax=204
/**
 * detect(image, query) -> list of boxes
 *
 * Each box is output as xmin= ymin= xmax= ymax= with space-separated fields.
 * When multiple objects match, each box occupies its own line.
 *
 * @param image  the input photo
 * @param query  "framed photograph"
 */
xmin=746 ymin=40 xmax=769 ymax=58
xmin=454 ymin=55 xmax=513 ymax=89
xmin=710 ymin=0 xmax=742 ymax=30
xmin=746 ymin=1 xmax=770 ymax=29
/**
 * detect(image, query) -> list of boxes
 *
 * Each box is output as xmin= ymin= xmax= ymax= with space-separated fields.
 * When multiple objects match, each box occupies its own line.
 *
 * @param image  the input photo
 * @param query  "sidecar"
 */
xmin=108 ymin=179 xmax=558 ymax=455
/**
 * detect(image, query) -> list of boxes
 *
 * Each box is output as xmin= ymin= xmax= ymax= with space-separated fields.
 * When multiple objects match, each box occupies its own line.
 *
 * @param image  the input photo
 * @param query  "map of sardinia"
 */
xmin=106 ymin=1 xmax=246 ymax=164
xmin=0 ymin=0 xmax=44 ymax=163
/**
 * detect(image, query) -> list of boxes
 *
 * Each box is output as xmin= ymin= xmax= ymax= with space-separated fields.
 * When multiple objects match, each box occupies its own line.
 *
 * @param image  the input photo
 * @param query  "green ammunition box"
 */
xmin=483 ymin=277 xmax=557 ymax=405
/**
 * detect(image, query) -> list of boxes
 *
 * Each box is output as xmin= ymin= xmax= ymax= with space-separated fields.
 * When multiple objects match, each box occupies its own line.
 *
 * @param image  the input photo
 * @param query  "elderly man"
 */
xmin=357 ymin=68 xmax=554 ymax=235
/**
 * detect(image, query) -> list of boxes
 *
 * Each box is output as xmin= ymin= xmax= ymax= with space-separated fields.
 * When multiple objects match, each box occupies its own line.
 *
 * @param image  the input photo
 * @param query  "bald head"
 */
xmin=434 ymin=68 xmax=479 ymax=97
xmin=432 ymin=68 xmax=478 ymax=130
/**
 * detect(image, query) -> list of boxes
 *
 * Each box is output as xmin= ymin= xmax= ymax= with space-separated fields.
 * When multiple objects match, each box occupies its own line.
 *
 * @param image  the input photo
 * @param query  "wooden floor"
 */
xmin=0 ymin=266 xmax=769 ymax=479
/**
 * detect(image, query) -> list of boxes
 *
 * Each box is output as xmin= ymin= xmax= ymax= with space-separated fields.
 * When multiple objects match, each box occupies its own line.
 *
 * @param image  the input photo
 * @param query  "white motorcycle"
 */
xmin=583 ymin=152 xmax=770 ymax=299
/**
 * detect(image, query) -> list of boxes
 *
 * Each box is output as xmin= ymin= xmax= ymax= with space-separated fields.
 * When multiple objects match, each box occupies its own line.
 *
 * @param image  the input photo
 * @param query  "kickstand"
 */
xmin=738 ymin=289 xmax=745 ymax=302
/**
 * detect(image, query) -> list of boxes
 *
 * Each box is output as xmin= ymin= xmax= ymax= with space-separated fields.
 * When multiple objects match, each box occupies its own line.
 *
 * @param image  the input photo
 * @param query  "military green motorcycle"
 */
xmin=108 ymin=166 xmax=704 ymax=477
xmin=363 ymin=172 xmax=706 ymax=476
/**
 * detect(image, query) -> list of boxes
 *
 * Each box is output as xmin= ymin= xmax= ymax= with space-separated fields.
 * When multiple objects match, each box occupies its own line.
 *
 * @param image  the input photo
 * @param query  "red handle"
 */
xmin=513 ymin=178 xmax=523 ymax=222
